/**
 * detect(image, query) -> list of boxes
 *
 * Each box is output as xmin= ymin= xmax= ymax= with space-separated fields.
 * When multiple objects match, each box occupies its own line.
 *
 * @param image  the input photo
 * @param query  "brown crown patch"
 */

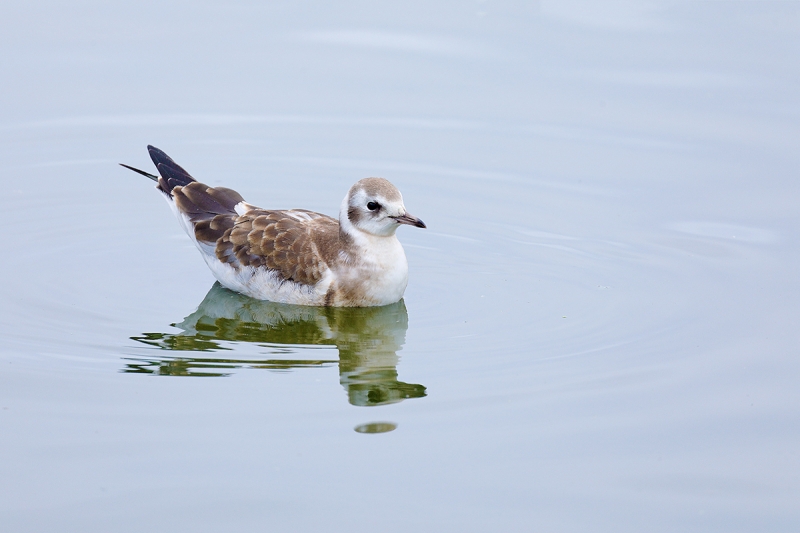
xmin=351 ymin=177 xmax=402 ymax=203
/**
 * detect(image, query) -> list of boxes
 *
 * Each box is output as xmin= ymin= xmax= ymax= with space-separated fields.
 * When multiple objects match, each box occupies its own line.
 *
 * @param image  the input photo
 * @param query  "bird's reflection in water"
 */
xmin=127 ymin=283 xmax=426 ymax=407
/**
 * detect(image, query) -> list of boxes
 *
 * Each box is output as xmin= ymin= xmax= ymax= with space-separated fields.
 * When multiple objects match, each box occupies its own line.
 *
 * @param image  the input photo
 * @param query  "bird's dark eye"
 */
xmin=367 ymin=201 xmax=380 ymax=211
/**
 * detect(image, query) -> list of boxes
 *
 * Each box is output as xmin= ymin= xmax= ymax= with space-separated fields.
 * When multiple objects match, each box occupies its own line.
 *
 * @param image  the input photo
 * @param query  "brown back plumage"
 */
xmin=214 ymin=208 xmax=338 ymax=285
xmin=171 ymin=180 xmax=338 ymax=287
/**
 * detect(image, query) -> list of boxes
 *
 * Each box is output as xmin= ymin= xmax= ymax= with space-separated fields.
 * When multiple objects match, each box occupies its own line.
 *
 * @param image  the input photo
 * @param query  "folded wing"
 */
xmin=145 ymin=145 xmax=338 ymax=288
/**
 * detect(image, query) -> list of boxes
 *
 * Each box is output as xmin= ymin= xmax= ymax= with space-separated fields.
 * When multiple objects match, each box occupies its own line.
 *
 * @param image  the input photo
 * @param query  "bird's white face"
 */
xmin=342 ymin=178 xmax=426 ymax=237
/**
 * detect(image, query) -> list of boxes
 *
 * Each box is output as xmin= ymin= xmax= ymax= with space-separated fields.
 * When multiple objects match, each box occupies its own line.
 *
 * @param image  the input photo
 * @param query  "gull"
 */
xmin=121 ymin=146 xmax=425 ymax=307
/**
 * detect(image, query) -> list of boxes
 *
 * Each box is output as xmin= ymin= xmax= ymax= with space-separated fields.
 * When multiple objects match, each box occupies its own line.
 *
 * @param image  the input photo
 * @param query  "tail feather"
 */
xmin=146 ymin=145 xmax=196 ymax=195
xmin=124 ymin=146 xmax=245 ymax=230
xmin=119 ymin=163 xmax=158 ymax=181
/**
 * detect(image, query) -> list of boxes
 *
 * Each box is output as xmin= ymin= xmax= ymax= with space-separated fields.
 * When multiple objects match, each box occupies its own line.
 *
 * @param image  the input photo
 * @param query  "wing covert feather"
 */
xmin=212 ymin=209 xmax=339 ymax=286
xmin=169 ymin=178 xmax=338 ymax=287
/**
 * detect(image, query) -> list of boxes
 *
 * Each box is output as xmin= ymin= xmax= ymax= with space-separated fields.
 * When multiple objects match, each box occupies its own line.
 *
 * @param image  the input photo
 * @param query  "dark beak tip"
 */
xmin=394 ymin=214 xmax=426 ymax=228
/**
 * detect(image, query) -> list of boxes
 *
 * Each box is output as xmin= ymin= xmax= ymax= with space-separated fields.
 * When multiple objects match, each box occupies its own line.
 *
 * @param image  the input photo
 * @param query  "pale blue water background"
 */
xmin=1 ymin=1 xmax=799 ymax=531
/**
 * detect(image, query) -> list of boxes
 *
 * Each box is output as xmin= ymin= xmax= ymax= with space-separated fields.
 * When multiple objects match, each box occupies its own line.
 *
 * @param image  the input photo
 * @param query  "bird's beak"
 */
xmin=392 ymin=212 xmax=426 ymax=228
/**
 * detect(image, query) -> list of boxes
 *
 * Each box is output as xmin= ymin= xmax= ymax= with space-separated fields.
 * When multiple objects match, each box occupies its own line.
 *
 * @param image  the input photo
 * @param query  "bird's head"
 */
xmin=341 ymin=178 xmax=426 ymax=237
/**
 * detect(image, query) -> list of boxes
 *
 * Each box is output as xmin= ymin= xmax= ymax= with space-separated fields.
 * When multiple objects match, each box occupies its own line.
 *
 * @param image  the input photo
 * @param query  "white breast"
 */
xmin=331 ymin=233 xmax=409 ymax=306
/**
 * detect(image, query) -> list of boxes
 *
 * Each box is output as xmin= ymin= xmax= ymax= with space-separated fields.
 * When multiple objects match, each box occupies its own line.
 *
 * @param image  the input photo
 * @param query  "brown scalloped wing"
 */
xmin=216 ymin=209 xmax=337 ymax=286
xmin=172 ymin=182 xmax=337 ymax=287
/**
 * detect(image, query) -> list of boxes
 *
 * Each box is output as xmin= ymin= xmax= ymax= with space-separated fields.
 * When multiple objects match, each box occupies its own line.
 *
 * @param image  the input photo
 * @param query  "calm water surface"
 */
xmin=1 ymin=1 xmax=799 ymax=532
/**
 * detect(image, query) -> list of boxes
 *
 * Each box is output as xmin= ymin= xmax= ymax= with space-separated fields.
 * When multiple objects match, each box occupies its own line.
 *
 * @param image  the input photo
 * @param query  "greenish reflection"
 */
xmin=127 ymin=283 xmax=426 ymax=407
xmin=354 ymin=422 xmax=398 ymax=434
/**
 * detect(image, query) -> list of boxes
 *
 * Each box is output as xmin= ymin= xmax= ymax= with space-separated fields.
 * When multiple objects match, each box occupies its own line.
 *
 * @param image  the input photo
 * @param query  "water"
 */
xmin=1 ymin=1 xmax=799 ymax=531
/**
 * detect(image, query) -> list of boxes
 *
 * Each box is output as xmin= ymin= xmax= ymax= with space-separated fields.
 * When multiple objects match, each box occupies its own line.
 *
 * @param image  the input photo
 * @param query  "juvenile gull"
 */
xmin=121 ymin=145 xmax=426 ymax=307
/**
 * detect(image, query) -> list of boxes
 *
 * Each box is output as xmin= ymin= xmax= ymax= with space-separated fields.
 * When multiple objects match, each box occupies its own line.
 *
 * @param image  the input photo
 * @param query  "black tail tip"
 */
xmin=119 ymin=163 xmax=158 ymax=182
